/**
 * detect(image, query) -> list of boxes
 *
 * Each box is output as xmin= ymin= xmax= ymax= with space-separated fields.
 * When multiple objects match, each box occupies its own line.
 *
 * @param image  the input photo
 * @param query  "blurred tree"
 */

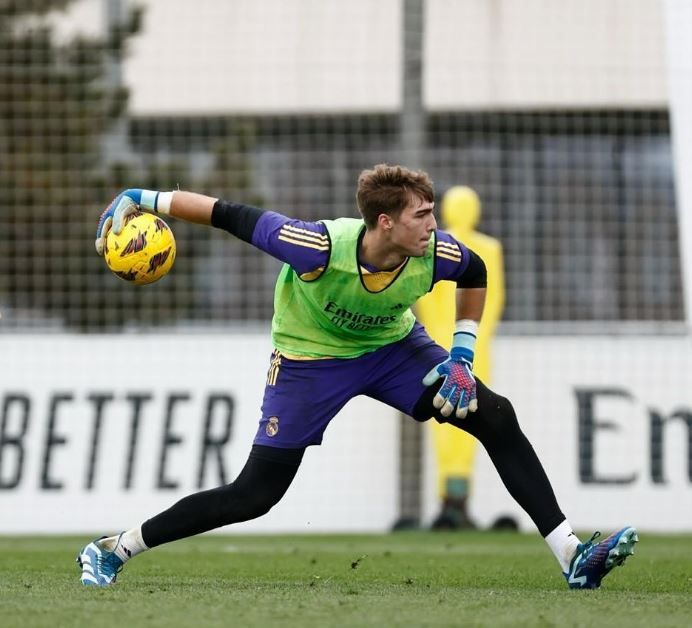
xmin=0 ymin=2 xmax=264 ymax=331
xmin=0 ymin=0 xmax=146 ymax=330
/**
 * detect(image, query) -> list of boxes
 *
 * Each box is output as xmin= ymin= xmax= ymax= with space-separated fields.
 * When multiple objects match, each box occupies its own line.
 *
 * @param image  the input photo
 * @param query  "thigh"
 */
xmin=364 ymin=323 xmax=449 ymax=419
xmin=253 ymin=351 xmax=367 ymax=448
xmin=367 ymin=324 xmax=500 ymax=430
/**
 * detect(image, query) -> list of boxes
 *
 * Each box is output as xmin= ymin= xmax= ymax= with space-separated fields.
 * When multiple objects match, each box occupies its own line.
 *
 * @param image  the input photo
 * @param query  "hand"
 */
xmin=95 ymin=189 xmax=145 ymax=256
xmin=422 ymin=333 xmax=478 ymax=419
xmin=94 ymin=189 xmax=165 ymax=255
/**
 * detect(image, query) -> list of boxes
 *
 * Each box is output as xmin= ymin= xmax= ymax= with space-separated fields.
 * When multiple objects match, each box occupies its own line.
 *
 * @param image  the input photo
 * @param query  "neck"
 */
xmin=360 ymin=228 xmax=407 ymax=270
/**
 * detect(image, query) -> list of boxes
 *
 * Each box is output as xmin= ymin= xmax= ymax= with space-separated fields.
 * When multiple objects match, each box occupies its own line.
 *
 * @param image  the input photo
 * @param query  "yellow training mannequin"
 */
xmin=416 ymin=186 xmax=505 ymax=517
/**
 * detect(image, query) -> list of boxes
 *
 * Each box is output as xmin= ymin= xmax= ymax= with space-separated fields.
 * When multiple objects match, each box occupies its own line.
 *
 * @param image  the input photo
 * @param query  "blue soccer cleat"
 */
xmin=564 ymin=526 xmax=638 ymax=589
xmin=76 ymin=535 xmax=124 ymax=586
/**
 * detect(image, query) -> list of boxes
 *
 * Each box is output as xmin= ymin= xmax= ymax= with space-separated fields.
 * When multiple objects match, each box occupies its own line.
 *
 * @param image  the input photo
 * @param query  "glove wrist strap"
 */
xmin=451 ymin=319 xmax=478 ymax=363
xmin=139 ymin=189 xmax=158 ymax=210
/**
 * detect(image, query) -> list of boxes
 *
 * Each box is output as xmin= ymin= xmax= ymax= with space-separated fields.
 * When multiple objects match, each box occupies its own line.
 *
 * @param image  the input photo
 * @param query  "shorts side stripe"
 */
xmin=267 ymin=351 xmax=282 ymax=386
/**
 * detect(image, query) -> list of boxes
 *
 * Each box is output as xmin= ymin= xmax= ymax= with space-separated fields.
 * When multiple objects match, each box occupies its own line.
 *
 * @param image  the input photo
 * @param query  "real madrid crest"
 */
xmin=266 ymin=416 xmax=279 ymax=437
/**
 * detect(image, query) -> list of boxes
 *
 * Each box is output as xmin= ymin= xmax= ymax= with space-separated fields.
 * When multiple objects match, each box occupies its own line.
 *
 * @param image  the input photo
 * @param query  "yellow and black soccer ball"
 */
xmin=104 ymin=211 xmax=176 ymax=285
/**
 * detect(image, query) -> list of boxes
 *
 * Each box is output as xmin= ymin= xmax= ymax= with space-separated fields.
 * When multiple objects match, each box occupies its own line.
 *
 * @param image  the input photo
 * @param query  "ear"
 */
xmin=377 ymin=213 xmax=393 ymax=230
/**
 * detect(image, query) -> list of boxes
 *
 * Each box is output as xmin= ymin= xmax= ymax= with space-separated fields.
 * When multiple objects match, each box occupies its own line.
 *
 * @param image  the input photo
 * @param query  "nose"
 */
xmin=428 ymin=213 xmax=437 ymax=231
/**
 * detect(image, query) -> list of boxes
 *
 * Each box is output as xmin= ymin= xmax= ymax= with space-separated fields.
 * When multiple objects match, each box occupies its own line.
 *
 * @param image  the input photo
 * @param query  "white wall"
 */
xmin=52 ymin=0 xmax=668 ymax=114
xmin=664 ymin=0 xmax=692 ymax=326
xmin=426 ymin=0 xmax=667 ymax=109
xmin=2 ymin=334 xmax=690 ymax=534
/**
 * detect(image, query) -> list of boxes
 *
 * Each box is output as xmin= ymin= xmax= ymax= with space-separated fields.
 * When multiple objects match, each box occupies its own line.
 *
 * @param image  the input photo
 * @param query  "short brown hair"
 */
xmin=356 ymin=164 xmax=434 ymax=228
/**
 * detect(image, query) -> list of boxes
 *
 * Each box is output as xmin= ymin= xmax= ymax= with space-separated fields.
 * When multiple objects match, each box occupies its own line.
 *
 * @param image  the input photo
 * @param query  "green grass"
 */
xmin=1 ymin=532 xmax=691 ymax=628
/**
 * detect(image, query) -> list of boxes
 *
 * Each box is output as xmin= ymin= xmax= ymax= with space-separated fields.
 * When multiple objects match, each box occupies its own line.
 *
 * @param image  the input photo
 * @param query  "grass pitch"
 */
xmin=1 ymin=532 xmax=690 ymax=628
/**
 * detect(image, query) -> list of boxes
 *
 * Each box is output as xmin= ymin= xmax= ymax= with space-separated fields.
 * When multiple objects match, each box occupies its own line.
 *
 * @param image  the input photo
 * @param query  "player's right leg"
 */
xmin=77 ymin=348 xmax=361 ymax=586
xmin=76 ymin=445 xmax=304 ymax=586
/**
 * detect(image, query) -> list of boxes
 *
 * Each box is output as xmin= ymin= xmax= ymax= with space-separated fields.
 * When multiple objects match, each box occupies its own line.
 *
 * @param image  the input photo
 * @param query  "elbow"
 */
xmin=457 ymin=250 xmax=487 ymax=289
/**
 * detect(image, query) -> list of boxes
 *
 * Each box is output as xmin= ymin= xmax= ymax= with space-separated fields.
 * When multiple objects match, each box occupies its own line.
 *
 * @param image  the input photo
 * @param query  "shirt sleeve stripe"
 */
xmin=279 ymin=229 xmax=330 ymax=247
xmin=435 ymin=247 xmax=461 ymax=260
xmin=279 ymin=228 xmax=329 ymax=246
xmin=437 ymin=251 xmax=464 ymax=263
xmin=278 ymin=234 xmax=330 ymax=251
xmin=437 ymin=241 xmax=461 ymax=253
xmin=282 ymin=224 xmax=329 ymax=241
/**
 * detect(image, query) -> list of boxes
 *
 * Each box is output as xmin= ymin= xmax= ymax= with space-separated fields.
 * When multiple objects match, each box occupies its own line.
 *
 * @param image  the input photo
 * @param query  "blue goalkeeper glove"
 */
xmin=95 ymin=189 xmax=163 ymax=255
xmin=422 ymin=321 xmax=478 ymax=419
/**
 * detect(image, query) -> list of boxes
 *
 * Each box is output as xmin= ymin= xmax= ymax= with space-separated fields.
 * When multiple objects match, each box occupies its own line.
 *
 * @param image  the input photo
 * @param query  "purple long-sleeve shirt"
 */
xmin=250 ymin=211 xmax=473 ymax=284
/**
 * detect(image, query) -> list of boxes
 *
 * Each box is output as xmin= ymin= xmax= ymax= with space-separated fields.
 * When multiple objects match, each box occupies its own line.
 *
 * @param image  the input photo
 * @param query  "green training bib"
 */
xmin=271 ymin=217 xmax=435 ymax=358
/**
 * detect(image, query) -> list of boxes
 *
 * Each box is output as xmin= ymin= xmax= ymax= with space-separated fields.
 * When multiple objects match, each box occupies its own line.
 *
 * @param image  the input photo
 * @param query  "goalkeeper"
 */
xmin=79 ymin=164 xmax=637 ymax=590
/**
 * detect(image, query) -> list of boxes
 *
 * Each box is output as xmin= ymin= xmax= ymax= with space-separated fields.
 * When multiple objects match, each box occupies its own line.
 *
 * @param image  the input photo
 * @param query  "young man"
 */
xmin=79 ymin=164 xmax=637 ymax=589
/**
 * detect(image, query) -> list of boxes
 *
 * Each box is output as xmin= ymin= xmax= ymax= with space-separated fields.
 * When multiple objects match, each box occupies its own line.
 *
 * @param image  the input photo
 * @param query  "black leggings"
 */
xmin=142 ymin=379 xmax=565 ymax=547
xmin=413 ymin=378 xmax=566 ymax=537
xmin=142 ymin=445 xmax=304 ymax=548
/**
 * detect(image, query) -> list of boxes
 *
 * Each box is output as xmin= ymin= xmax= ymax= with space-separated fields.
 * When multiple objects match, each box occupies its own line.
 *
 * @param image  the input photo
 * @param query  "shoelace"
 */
xmin=584 ymin=531 xmax=601 ymax=548
xmin=575 ymin=531 xmax=601 ymax=562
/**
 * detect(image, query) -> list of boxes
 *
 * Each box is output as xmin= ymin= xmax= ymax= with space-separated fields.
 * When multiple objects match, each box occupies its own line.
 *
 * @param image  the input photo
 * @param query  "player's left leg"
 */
xmin=370 ymin=324 xmax=637 ymax=588
xmin=419 ymin=382 xmax=638 ymax=587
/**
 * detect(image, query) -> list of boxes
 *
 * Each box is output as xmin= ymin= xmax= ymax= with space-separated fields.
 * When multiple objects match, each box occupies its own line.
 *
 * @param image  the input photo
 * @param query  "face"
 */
xmin=385 ymin=196 xmax=437 ymax=257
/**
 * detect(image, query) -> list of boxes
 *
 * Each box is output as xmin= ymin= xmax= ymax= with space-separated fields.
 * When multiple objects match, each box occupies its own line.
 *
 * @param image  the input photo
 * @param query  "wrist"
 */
xmin=123 ymin=189 xmax=173 ymax=214
xmin=450 ymin=319 xmax=478 ymax=363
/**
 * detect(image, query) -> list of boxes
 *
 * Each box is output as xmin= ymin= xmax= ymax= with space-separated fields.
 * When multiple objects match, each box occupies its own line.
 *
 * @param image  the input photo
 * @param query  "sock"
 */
xmin=101 ymin=526 xmax=149 ymax=563
xmin=544 ymin=519 xmax=581 ymax=572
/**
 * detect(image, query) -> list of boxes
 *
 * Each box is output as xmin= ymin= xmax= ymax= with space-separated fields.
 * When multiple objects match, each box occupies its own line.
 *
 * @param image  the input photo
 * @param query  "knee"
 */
xmin=455 ymin=385 xmax=522 ymax=442
xmin=481 ymin=390 xmax=522 ymax=438
xmin=484 ymin=390 xmax=519 ymax=430
xmin=213 ymin=481 xmax=281 ymax=525
xmin=230 ymin=482 xmax=281 ymax=521
xmin=242 ymin=491 xmax=279 ymax=519
xmin=489 ymin=390 xmax=516 ymax=419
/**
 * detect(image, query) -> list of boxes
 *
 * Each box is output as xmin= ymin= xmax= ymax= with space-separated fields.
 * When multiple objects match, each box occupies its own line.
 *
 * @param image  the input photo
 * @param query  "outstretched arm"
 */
xmin=94 ymin=188 xmax=330 ymax=278
xmin=148 ymin=190 xmax=266 ymax=241
xmin=167 ymin=191 xmax=217 ymax=225
xmin=95 ymin=189 xmax=217 ymax=254
xmin=155 ymin=191 xmax=262 ymax=235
